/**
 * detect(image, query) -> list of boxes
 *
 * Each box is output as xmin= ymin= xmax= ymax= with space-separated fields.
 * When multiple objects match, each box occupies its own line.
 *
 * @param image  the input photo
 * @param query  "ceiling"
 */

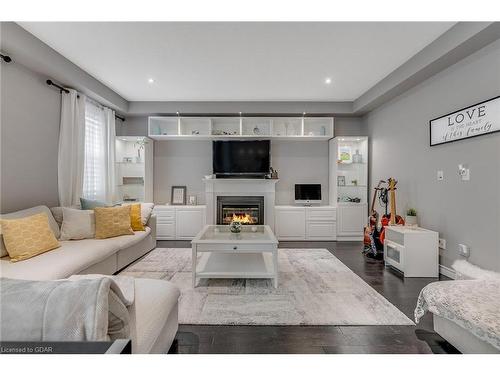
xmin=19 ymin=22 xmax=455 ymax=102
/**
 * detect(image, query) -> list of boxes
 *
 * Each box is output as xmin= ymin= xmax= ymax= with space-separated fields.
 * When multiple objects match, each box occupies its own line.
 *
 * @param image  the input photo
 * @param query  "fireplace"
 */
xmin=217 ymin=196 xmax=265 ymax=225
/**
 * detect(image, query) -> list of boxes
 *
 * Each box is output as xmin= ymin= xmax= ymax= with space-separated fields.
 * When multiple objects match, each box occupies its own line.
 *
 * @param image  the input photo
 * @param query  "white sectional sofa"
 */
xmin=1 ymin=205 xmax=157 ymax=279
xmin=0 ymin=205 xmax=180 ymax=354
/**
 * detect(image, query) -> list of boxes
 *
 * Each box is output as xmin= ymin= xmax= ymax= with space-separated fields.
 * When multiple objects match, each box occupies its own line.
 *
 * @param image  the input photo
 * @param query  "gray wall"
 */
xmin=1 ymin=22 xmax=127 ymax=112
xmin=117 ymin=116 xmax=365 ymax=205
xmin=154 ymin=141 xmax=212 ymax=204
xmin=335 ymin=117 xmax=365 ymax=136
xmin=153 ymin=140 xmax=331 ymax=206
xmin=364 ymin=39 xmax=500 ymax=271
xmin=0 ymin=61 xmax=61 ymax=213
xmin=0 ymin=22 xmax=127 ymax=214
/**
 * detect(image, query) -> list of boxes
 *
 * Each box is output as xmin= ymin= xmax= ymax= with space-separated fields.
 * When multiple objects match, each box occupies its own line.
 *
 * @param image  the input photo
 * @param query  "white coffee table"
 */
xmin=191 ymin=225 xmax=279 ymax=288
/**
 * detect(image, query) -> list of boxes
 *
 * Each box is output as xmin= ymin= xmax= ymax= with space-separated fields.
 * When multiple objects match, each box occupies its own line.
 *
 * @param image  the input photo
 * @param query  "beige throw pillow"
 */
xmin=60 ymin=207 xmax=95 ymax=240
xmin=140 ymin=203 xmax=154 ymax=225
xmin=94 ymin=206 xmax=134 ymax=239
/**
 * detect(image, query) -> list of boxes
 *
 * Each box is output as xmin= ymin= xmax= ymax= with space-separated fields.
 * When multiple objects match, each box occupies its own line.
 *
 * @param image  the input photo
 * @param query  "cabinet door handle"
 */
xmin=233 ymin=246 xmax=238 ymax=250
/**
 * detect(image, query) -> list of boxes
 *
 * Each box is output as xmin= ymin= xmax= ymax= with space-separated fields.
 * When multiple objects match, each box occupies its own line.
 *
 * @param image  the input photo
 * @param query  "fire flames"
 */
xmin=227 ymin=213 xmax=255 ymax=224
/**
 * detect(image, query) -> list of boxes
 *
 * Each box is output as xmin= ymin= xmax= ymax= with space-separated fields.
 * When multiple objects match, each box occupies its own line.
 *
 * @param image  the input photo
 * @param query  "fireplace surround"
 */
xmin=203 ymin=177 xmax=278 ymax=231
xmin=217 ymin=196 xmax=265 ymax=225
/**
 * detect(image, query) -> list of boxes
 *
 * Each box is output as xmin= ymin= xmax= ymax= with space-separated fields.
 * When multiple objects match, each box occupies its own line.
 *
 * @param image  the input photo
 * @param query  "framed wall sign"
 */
xmin=429 ymin=96 xmax=500 ymax=146
xmin=171 ymin=186 xmax=186 ymax=205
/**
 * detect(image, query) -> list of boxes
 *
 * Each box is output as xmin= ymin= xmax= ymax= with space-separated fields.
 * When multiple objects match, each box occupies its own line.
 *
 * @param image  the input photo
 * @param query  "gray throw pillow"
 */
xmin=80 ymin=198 xmax=110 ymax=210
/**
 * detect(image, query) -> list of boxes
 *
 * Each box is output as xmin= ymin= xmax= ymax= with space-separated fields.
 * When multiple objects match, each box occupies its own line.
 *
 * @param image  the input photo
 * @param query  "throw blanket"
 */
xmin=415 ymin=279 xmax=500 ymax=350
xmin=0 ymin=276 xmax=133 ymax=342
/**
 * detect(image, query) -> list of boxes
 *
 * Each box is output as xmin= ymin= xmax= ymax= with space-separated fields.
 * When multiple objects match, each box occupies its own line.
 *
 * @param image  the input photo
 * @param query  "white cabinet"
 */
xmin=383 ymin=226 xmax=439 ymax=277
xmin=153 ymin=205 xmax=206 ymax=240
xmin=157 ymin=222 xmax=176 ymax=239
xmin=176 ymin=207 xmax=206 ymax=240
xmin=306 ymin=221 xmax=337 ymax=240
xmin=337 ymin=203 xmax=367 ymax=240
xmin=275 ymin=206 xmax=336 ymax=241
xmin=275 ymin=207 xmax=306 ymax=240
xmin=148 ymin=116 xmax=334 ymax=141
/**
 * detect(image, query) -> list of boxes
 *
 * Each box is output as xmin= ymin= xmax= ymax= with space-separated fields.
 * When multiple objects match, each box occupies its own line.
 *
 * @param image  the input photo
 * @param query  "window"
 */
xmin=83 ymin=100 xmax=106 ymax=201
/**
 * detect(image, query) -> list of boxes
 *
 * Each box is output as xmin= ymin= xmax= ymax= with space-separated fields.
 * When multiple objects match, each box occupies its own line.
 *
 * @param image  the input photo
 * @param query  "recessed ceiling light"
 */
xmin=325 ymin=77 xmax=332 ymax=84
xmin=147 ymin=78 xmax=154 ymax=84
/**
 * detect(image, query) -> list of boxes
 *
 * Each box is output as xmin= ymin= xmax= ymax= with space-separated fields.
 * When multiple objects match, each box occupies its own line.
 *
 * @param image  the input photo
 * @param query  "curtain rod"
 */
xmin=46 ymin=79 xmax=125 ymax=122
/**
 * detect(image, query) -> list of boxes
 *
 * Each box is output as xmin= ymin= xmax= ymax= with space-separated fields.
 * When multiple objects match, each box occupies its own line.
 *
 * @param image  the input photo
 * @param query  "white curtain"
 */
xmin=82 ymin=100 xmax=117 ymax=203
xmin=103 ymin=107 xmax=117 ymax=203
xmin=58 ymin=90 xmax=86 ymax=207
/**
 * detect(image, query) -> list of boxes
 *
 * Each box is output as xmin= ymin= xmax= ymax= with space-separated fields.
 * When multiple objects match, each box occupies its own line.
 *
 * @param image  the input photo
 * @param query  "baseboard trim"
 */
xmin=439 ymin=264 xmax=456 ymax=279
xmin=337 ymin=236 xmax=364 ymax=242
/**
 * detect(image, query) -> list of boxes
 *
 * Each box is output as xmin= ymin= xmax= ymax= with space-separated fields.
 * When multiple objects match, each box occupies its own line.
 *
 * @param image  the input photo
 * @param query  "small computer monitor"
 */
xmin=295 ymin=184 xmax=322 ymax=205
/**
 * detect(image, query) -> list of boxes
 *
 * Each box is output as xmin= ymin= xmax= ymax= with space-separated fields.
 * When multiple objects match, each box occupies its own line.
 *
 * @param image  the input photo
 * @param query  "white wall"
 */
xmin=365 ymin=39 xmax=500 ymax=271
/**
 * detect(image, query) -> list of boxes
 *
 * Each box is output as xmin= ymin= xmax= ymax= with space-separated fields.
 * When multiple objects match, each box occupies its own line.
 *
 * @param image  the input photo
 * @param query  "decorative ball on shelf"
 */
xmin=229 ymin=220 xmax=242 ymax=233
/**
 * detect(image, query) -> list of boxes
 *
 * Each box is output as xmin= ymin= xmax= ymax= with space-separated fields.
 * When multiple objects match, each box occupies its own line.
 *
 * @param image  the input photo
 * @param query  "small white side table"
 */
xmin=383 ymin=226 xmax=439 ymax=277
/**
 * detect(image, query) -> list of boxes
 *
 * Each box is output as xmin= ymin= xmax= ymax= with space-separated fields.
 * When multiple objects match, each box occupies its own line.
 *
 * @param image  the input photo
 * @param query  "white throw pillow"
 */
xmin=140 ymin=203 xmax=154 ymax=225
xmin=51 ymin=205 xmax=82 ymax=228
xmin=60 ymin=207 xmax=95 ymax=240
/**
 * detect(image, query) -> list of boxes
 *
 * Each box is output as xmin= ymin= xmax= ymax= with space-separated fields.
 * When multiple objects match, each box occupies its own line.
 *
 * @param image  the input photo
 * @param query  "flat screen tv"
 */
xmin=295 ymin=184 xmax=322 ymax=205
xmin=213 ymin=140 xmax=270 ymax=178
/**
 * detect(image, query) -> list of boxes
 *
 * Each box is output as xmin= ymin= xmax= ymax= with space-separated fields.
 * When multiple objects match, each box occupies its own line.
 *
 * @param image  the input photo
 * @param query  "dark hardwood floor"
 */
xmin=158 ymin=240 xmax=459 ymax=354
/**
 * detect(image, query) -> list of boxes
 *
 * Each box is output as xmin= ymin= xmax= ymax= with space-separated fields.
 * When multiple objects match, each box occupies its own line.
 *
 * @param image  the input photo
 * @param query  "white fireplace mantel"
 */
xmin=203 ymin=178 xmax=279 ymax=230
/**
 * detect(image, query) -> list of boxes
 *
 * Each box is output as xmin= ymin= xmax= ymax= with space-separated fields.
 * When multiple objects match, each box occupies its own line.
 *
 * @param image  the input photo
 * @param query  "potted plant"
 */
xmin=405 ymin=208 xmax=418 ymax=226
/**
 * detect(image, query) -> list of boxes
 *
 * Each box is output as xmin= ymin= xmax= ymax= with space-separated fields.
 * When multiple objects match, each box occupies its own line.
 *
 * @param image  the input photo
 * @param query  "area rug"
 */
xmin=120 ymin=248 xmax=414 ymax=326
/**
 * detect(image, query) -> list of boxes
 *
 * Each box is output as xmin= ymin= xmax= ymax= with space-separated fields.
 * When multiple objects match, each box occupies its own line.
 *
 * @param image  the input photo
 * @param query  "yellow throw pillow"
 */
xmin=130 ymin=204 xmax=145 ymax=231
xmin=94 ymin=206 xmax=134 ymax=239
xmin=0 ymin=213 xmax=60 ymax=262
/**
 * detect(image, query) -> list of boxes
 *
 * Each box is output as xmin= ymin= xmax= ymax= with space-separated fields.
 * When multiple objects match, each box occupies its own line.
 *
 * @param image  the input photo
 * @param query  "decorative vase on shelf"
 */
xmin=229 ymin=221 xmax=242 ymax=234
xmin=352 ymin=150 xmax=362 ymax=163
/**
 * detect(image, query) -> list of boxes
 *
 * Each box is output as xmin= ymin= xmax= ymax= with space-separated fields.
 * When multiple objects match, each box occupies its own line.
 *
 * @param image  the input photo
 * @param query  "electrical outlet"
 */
xmin=458 ymin=244 xmax=470 ymax=257
xmin=458 ymin=164 xmax=470 ymax=181
xmin=437 ymin=170 xmax=444 ymax=181
xmin=438 ymin=238 xmax=446 ymax=249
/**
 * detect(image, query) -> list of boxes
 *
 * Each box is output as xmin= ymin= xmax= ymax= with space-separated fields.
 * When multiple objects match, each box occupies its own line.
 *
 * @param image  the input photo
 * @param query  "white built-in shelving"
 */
xmin=115 ymin=136 xmax=154 ymax=203
xmin=148 ymin=116 xmax=334 ymax=141
xmin=329 ymin=136 xmax=369 ymax=241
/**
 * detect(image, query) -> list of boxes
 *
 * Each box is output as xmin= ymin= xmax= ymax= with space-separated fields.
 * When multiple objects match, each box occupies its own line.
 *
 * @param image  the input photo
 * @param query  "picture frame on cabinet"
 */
xmin=171 ymin=186 xmax=187 ymax=205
